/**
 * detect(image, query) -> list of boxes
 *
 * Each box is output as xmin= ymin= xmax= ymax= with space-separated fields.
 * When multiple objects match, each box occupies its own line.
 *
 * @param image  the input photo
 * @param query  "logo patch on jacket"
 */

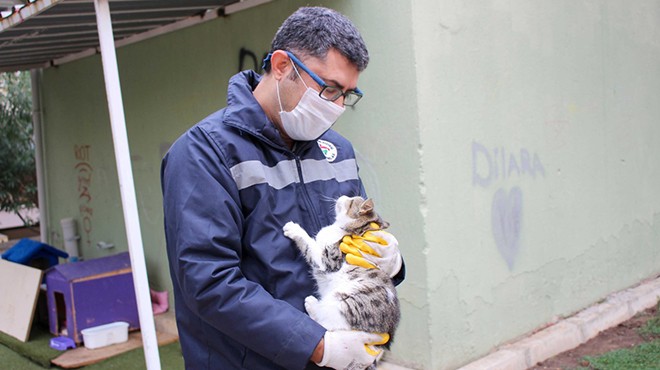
xmin=317 ymin=140 xmax=337 ymax=162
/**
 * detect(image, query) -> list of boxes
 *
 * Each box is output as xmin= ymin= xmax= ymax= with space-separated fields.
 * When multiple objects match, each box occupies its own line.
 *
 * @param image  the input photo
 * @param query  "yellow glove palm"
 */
xmin=340 ymin=222 xmax=390 ymax=270
xmin=339 ymin=223 xmax=403 ymax=277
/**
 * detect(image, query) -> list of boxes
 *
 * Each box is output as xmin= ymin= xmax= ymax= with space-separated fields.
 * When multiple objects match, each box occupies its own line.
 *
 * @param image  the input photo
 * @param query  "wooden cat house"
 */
xmin=44 ymin=252 xmax=140 ymax=343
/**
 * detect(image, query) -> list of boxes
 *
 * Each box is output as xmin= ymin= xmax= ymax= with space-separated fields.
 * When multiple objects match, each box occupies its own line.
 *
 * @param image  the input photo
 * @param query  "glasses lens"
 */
xmin=320 ymin=86 xmax=343 ymax=101
xmin=343 ymin=92 xmax=362 ymax=106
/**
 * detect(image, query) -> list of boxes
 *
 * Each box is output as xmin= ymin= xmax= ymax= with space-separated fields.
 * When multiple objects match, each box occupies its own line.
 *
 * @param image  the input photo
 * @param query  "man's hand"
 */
xmin=315 ymin=330 xmax=389 ymax=370
xmin=339 ymin=223 xmax=403 ymax=277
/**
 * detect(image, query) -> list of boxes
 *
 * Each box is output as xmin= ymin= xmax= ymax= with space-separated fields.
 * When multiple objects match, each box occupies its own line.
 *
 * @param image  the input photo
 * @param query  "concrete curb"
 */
xmin=457 ymin=276 xmax=660 ymax=370
xmin=379 ymin=361 xmax=418 ymax=370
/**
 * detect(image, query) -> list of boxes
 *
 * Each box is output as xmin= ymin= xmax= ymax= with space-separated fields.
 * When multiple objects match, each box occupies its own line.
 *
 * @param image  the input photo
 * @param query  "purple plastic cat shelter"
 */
xmin=45 ymin=252 xmax=140 ymax=343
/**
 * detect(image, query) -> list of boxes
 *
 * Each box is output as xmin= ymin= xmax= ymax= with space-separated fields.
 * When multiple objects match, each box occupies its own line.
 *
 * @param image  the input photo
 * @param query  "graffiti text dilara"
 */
xmin=472 ymin=141 xmax=545 ymax=188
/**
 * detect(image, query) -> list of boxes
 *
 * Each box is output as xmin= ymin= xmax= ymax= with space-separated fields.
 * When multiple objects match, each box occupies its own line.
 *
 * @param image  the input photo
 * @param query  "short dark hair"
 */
xmin=264 ymin=7 xmax=369 ymax=72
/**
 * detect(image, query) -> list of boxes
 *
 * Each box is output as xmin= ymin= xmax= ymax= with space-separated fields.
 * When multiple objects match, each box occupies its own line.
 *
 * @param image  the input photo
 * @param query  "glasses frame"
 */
xmin=286 ymin=51 xmax=363 ymax=107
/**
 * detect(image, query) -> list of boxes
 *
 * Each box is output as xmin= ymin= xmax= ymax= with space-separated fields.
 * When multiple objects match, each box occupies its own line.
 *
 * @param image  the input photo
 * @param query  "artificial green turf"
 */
xmin=0 ymin=323 xmax=184 ymax=369
xmin=80 ymin=342 xmax=184 ymax=370
xmin=0 ymin=341 xmax=184 ymax=370
xmin=0 ymin=323 xmax=61 ymax=367
xmin=0 ymin=342 xmax=47 ymax=369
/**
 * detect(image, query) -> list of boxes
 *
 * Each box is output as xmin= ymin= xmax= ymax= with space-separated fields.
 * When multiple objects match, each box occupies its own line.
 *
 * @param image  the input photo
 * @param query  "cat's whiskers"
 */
xmin=318 ymin=195 xmax=339 ymax=219
xmin=318 ymin=194 xmax=336 ymax=203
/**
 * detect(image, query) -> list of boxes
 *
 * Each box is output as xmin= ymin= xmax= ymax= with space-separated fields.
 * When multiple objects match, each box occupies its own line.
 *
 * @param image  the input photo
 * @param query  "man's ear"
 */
xmin=270 ymin=50 xmax=291 ymax=81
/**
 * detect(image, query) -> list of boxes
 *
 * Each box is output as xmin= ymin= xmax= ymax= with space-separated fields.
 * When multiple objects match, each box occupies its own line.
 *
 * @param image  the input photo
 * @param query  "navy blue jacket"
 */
xmin=162 ymin=71 xmax=377 ymax=369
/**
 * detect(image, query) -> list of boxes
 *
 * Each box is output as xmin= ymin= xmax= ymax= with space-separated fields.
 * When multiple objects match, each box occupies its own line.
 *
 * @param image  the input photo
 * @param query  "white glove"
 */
xmin=316 ymin=330 xmax=389 ymax=370
xmin=340 ymin=226 xmax=403 ymax=278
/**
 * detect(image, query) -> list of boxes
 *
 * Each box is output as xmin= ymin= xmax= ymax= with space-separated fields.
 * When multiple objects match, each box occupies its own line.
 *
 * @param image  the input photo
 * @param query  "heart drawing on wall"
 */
xmin=491 ymin=186 xmax=523 ymax=270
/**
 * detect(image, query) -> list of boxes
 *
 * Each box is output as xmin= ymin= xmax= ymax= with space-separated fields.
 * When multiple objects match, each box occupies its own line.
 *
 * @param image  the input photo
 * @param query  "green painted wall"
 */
xmin=38 ymin=0 xmax=660 ymax=369
xmin=39 ymin=0 xmax=428 ymax=367
xmin=412 ymin=1 xmax=660 ymax=369
xmin=41 ymin=55 xmax=124 ymax=261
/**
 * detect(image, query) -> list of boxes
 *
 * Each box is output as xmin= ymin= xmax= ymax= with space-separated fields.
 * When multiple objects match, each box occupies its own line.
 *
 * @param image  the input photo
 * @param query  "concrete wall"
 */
xmin=411 ymin=1 xmax=660 ymax=368
xmin=37 ymin=1 xmax=660 ymax=369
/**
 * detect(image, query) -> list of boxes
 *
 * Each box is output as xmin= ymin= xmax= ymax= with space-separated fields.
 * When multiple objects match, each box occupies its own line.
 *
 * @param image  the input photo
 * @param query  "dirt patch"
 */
xmin=530 ymin=306 xmax=657 ymax=369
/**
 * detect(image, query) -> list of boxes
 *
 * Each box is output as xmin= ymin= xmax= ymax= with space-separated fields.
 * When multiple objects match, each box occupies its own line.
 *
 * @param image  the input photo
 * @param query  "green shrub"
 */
xmin=0 ymin=71 xmax=36 ymax=226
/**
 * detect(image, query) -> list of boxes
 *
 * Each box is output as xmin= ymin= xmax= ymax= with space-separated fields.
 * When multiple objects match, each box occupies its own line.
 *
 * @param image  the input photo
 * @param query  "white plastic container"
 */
xmin=81 ymin=321 xmax=129 ymax=349
xmin=60 ymin=217 xmax=80 ymax=260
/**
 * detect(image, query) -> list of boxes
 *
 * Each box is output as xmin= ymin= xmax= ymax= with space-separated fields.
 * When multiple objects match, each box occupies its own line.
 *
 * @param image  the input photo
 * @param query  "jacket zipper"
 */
xmin=292 ymin=144 xmax=323 ymax=232
xmin=245 ymin=129 xmax=324 ymax=231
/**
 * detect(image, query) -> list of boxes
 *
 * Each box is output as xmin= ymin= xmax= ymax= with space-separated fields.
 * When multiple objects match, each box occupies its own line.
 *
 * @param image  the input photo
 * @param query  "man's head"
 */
xmin=253 ymin=7 xmax=369 ymax=148
xmin=264 ymin=7 xmax=369 ymax=73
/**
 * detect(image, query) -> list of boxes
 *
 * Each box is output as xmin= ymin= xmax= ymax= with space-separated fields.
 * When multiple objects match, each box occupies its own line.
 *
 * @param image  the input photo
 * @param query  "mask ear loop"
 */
xmin=276 ymin=59 xmax=309 ymax=113
xmin=276 ymin=80 xmax=285 ymax=113
xmin=290 ymin=60 xmax=309 ymax=89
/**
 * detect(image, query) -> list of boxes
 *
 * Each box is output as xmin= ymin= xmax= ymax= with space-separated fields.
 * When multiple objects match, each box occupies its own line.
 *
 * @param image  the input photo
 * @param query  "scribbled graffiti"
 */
xmin=491 ymin=187 xmax=523 ymax=270
xmin=238 ymin=47 xmax=269 ymax=73
xmin=472 ymin=140 xmax=545 ymax=270
xmin=74 ymin=144 xmax=93 ymax=248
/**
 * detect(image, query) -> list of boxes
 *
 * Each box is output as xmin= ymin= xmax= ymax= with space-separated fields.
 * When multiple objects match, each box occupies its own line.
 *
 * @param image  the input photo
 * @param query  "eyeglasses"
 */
xmin=286 ymin=51 xmax=364 ymax=107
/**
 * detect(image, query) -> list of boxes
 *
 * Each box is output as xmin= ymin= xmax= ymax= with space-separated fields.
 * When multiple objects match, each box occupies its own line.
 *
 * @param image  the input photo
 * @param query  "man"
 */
xmin=162 ymin=7 xmax=404 ymax=370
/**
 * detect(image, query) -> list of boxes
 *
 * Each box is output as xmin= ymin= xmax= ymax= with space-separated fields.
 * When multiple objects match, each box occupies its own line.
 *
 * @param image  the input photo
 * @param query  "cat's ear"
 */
xmin=359 ymin=198 xmax=375 ymax=215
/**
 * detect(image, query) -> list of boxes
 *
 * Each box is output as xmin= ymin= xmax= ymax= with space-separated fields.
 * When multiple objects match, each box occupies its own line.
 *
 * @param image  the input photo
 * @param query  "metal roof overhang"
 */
xmin=0 ymin=0 xmax=271 ymax=72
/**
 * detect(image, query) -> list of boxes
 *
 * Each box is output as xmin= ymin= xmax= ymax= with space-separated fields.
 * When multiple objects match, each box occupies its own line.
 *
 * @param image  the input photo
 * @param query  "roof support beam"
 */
xmin=0 ymin=0 xmax=275 ymax=72
xmin=0 ymin=0 xmax=59 ymax=30
xmin=93 ymin=1 xmax=160 ymax=369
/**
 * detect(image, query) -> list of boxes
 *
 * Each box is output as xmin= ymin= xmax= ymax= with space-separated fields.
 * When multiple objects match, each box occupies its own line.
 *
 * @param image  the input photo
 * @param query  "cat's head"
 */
xmin=334 ymin=196 xmax=389 ymax=235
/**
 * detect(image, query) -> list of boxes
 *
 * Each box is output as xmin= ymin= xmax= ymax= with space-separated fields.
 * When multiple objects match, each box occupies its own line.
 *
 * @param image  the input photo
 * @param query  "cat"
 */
xmin=283 ymin=195 xmax=400 ymax=367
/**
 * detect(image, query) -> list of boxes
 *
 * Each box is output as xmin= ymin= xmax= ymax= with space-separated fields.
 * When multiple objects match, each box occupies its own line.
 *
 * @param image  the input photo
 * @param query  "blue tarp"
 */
xmin=1 ymin=238 xmax=68 ymax=267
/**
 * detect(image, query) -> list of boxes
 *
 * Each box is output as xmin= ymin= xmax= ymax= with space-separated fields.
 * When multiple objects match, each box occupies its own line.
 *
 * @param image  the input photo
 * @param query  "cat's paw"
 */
xmin=304 ymin=295 xmax=320 ymax=319
xmin=283 ymin=221 xmax=305 ymax=240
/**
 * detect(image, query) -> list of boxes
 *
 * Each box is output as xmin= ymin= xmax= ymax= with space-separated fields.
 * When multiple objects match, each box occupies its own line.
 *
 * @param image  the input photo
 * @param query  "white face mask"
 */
xmin=276 ymin=63 xmax=345 ymax=141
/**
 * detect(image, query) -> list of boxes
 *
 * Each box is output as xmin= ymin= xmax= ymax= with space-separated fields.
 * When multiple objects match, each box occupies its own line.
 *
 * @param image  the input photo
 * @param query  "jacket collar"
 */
xmin=224 ymin=70 xmax=288 ymax=148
